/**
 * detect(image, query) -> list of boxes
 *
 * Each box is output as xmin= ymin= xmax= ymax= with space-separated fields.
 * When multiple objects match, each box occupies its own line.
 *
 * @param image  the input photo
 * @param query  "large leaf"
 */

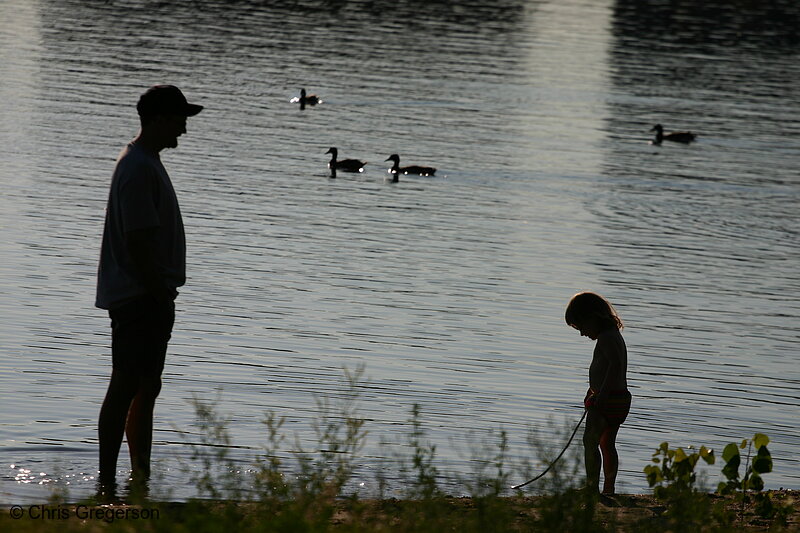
xmin=722 ymin=442 xmax=740 ymax=463
xmin=753 ymin=433 xmax=770 ymax=449
xmin=644 ymin=464 xmax=663 ymax=486
xmin=753 ymin=447 xmax=773 ymax=474
xmin=722 ymin=456 xmax=741 ymax=482
xmin=700 ymin=446 xmax=715 ymax=465
xmin=674 ymin=447 xmax=688 ymax=463
xmin=748 ymin=472 xmax=765 ymax=491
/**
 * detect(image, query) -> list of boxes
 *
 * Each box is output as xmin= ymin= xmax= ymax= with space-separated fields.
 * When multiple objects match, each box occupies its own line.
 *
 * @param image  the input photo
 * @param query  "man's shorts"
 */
xmin=109 ymin=294 xmax=175 ymax=377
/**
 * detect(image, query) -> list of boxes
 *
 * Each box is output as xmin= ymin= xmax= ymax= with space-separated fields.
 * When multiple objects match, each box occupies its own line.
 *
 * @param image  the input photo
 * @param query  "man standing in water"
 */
xmin=95 ymin=85 xmax=202 ymax=494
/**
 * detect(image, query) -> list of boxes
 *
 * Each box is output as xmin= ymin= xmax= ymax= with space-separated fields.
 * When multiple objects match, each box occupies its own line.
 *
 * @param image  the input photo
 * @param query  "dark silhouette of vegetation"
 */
xmin=3 ymin=369 xmax=797 ymax=531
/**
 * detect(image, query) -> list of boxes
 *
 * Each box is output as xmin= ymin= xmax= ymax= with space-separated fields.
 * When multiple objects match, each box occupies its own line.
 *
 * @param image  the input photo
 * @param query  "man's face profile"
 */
xmin=154 ymin=114 xmax=187 ymax=149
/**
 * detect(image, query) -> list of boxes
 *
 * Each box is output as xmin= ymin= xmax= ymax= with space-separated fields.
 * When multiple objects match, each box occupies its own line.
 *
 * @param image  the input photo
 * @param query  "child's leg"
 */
xmin=599 ymin=424 xmax=621 ymax=494
xmin=582 ymin=408 xmax=607 ymax=492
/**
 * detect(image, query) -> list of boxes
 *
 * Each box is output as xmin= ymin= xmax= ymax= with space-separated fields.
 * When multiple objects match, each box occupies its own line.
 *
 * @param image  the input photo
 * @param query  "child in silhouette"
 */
xmin=565 ymin=292 xmax=630 ymax=495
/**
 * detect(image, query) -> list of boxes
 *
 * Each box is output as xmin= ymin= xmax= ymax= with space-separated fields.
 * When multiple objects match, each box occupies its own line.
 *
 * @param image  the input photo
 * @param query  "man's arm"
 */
xmin=126 ymin=227 xmax=172 ymax=302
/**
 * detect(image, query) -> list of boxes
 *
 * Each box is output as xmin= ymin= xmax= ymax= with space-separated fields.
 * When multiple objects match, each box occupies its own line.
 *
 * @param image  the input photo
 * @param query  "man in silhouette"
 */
xmin=95 ymin=85 xmax=202 ymax=494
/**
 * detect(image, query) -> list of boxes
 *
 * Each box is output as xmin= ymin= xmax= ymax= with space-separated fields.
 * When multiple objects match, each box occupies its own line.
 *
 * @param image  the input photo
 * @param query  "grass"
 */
xmin=3 ymin=367 xmax=798 ymax=532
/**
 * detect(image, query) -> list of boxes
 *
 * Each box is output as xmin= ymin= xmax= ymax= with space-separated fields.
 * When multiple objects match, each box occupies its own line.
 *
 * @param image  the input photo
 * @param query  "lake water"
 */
xmin=1 ymin=0 xmax=798 ymax=504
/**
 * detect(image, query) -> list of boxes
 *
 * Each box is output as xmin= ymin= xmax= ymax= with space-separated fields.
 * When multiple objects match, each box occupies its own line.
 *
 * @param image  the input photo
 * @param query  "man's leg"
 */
xmin=124 ymin=296 xmax=172 ymax=480
xmin=126 ymin=376 xmax=162 ymax=478
xmin=98 ymin=369 xmax=139 ymax=486
xmin=99 ymin=296 xmax=172 ymax=487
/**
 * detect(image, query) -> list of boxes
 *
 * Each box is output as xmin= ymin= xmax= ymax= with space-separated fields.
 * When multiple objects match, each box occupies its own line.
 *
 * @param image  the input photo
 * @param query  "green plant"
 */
xmin=185 ymin=391 xmax=244 ymax=502
xmin=717 ymin=433 xmax=772 ymax=494
xmin=180 ymin=366 xmax=370 ymax=531
xmin=642 ymin=442 xmax=717 ymax=531
xmin=521 ymin=419 xmax=606 ymax=532
xmin=463 ymin=428 xmax=510 ymax=499
xmin=250 ymin=366 xmax=368 ymax=531
xmin=717 ymin=433 xmax=790 ymax=526
xmin=402 ymin=403 xmax=441 ymax=501
xmin=644 ymin=441 xmax=715 ymax=498
xmin=455 ymin=429 xmax=515 ymax=533
xmin=521 ymin=417 xmax=584 ymax=496
xmin=292 ymin=365 xmax=368 ymax=502
xmin=252 ymin=410 xmax=291 ymax=502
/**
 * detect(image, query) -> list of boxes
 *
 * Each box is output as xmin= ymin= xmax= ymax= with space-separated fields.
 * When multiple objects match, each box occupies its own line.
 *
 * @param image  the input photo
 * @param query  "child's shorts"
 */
xmin=585 ymin=389 xmax=632 ymax=426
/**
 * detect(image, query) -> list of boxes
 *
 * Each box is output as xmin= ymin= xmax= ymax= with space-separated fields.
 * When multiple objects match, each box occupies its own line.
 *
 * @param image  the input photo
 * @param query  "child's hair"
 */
xmin=565 ymin=292 xmax=624 ymax=331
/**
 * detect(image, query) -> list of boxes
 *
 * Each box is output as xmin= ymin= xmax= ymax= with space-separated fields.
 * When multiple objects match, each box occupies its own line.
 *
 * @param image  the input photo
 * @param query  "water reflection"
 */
xmin=2 ymin=0 xmax=799 ymax=505
xmin=613 ymin=0 xmax=800 ymax=53
xmin=3 ymin=0 xmax=544 ymax=504
xmin=595 ymin=0 xmax=800 ymax=482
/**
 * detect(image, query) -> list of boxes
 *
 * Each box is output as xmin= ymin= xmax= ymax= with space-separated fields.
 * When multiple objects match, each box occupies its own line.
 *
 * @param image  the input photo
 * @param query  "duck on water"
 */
xmin=291 ymin=89 xmax=321 ymax=110
xmin=326 ymin=147 xmax=366 ymax=178
xmin=385 ymin=154 xmax=437 ymax=179
xmin=650 ymin=124 xmax=697 ymax=145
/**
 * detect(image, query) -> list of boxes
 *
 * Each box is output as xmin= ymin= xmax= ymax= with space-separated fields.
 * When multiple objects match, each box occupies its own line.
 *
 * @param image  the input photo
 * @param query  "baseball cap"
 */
xmin=136 ymin=85 xmax=203 ymax=117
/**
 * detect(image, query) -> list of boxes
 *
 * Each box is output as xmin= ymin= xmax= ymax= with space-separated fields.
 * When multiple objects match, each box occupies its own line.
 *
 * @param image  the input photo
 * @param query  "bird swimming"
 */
xmin=326 ymin=147 xmax=366 ymax=175
xmin=385 ymin=154 xmax=436 ymax=177
xmin=650 ymin=124 xmax=696 ymax=144
xmin=300 ymin=88 xmax=319 ymax=106
xmin=291 ymin=88 xmax=321 ymax=109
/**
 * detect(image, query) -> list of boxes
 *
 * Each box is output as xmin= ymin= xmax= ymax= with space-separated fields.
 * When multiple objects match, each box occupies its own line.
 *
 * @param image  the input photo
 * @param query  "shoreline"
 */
xmin=3 ymin=490 xmax=798 ymax=531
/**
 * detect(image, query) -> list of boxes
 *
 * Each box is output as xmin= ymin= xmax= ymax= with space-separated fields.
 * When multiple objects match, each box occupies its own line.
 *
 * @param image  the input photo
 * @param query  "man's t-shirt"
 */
xmin=96 ymin=142 xmax=186 ymax=310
